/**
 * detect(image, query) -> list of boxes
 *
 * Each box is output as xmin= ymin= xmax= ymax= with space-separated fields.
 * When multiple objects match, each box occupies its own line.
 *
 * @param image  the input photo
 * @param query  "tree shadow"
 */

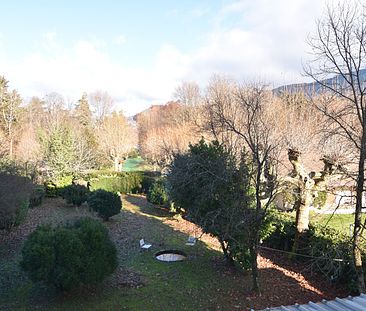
xmin=124 ymin=194 xmax=176 ymax=218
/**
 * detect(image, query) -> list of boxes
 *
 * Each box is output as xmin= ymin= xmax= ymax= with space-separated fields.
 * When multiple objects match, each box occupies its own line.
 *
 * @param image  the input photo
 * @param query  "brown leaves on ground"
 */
xmin=164 ymin=208 xmax=349 ymax=310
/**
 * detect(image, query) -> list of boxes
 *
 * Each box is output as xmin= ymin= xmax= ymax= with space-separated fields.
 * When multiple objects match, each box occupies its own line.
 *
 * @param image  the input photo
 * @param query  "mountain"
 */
xmin=273 ymin=69 xmax=366 ymax=95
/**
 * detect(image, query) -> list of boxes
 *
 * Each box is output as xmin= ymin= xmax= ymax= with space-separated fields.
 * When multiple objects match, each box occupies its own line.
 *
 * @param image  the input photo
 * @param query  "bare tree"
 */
xmin=0 ymin=77 xmax=22 ymax=159
xmin=305 ymin=1 xmax=366 ymax=292
xmin=278 ymin=92 xmax=343 ymax=251
xmin=89 ymin=90 xmax=113 ymax=123
xmin=137 ymin=102 xmax=202 ymax=169
xmin=96 ymin=112 xmax=137 ymax=171
xmin=16 ymin=124 xmax=41 ymax=164
xmin=205 ymin=76 xmax=280 ymax=292
xmin=43 ymin=92 xmax=67 ymax=131
xmin=174 ymin=81 xmax=201 ymax=106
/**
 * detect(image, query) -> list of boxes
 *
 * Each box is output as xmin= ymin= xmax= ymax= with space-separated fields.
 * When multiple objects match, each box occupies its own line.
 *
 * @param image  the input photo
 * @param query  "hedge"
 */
xmin=87 ymin=171 xmax=160 ymax=194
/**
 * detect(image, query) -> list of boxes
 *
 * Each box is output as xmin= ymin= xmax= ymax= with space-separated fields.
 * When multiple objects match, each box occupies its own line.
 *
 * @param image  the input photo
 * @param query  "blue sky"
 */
xmin=0 ymin=0 xmax=332 ymax=115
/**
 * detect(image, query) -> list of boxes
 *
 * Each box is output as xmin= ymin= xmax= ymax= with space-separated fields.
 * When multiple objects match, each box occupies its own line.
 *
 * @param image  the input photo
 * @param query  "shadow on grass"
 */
xmin=124 ymin=194 xmax=176 ymax=218
xmin=0 ymin=194 xmax=343 ymax=311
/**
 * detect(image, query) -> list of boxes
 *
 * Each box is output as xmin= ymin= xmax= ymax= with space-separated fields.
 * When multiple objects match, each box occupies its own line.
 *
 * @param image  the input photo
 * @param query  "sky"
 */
xmin=0 ymin=0 xmax=335 ymax=116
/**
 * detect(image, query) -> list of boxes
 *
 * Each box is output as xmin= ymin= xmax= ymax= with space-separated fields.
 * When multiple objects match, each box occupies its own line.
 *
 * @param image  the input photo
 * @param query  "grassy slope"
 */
xmin=0 ymin=196 xmax=250 ymax=311
xmin=123 ymin=158 xmax=153 ymax=172
xmin=311 ymin=213 xmax=366 ymax=236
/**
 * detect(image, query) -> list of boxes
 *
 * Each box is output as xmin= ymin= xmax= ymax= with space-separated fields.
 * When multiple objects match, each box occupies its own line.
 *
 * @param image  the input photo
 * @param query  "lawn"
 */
xmin=311 ymin=212 xmax=365 ymax=236
xmin=0 ymin=196 xmax=347 ymax=311
xmin=123 ymin=157 xmax=153 ymax=172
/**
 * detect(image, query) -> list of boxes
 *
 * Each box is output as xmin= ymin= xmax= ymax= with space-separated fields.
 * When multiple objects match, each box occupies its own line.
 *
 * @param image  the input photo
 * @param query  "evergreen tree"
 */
xmin=43 ymin=127 xmax=75 ymax=178
xmin=75 ymin=93 xmax=92 ymax=127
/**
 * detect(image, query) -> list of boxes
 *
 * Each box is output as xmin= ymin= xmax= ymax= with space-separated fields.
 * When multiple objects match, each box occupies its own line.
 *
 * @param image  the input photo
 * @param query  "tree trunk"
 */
xmin=289 ymin=149 xmax=315 ymax=253
xmin=250 ymin=244 xmax=259 ymax=292
xmin=353 ymin=136 xmax=366 ymax=293
xmin=219 ymin=240 xmax=234 ymax=265
xmin=293 ymin=189 xmax=311 ymax=253
xmin=113 ymin=156 xmax=119 ymax=172
xmin=9 ymin=138 xmax=13 ymax=159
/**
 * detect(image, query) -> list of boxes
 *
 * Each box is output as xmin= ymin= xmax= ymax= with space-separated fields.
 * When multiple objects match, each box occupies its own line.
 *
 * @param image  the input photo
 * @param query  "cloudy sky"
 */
xmin=0 ymin=0 xmax=332 ymax=115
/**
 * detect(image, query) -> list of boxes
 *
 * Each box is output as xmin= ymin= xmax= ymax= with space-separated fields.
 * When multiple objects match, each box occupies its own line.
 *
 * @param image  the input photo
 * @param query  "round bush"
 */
xmin=87 ymin=189 xmax=121 ymax=221
xmin=61 ymin=184 xmax=89 ymax=206
xmin=147 ymin=179 xmax=169 ymax=206
xmin=20 ymin=217 xmax=117 ymax=291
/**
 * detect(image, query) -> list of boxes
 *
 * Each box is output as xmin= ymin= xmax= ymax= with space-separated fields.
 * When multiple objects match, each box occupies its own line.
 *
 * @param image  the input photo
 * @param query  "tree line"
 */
xmin=0 ymin=84 xmax=137 ymax=179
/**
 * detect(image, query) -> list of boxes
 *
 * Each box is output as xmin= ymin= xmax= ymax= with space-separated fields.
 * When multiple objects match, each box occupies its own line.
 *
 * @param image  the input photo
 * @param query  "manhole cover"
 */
xmin=155 ymin=250 xmax=187 ymax=262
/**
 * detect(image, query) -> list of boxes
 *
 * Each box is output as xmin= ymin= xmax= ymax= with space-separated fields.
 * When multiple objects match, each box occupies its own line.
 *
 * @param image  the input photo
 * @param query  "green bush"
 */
xmin=44 ymin=176 xmax=74 ymax=197
xmin=263 ymin=211 xmax=363 ymax=291
xmin=0 ymin=173 xmax=33 ymax=229
xmin=15 ymin=200 xmax=30 ymax=226
xmin=86 ymin=171 xmax=160 ymax=194
xmin=88 ymin=172 xmax=143 ymax=194
xmin=308 ymin=224 xmax=356 ymax=289
xmin=29 ymin=186 xmax=46 ymax=208
xmin=61 ymin=184 xmax=90 ymax=206
xmin=147 ymin=179 xmax=169 ymax=206
xmin=20 ymin=218 xmax=117 ymax=291
xmin=87 ymin=190 xmax=121 ymax=220
xmin=263 ymin=211 xmax=296 ymax=251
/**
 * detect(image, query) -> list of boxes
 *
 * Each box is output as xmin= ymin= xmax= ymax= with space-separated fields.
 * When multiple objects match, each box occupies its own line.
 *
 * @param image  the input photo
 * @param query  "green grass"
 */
xmin=311 ymin=212 xmax=366 ymax=236
xmin=123 ymin=157 xmax=153 ymax=172
xmin=0 ymin=195 xmax=252 ymax=311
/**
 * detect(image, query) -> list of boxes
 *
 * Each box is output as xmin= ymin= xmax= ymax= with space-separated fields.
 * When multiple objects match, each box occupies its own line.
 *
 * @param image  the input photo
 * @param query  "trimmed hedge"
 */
xmin=87 ymin=171 xmax=160 ymax=194
xmin=20 ymin=217 xmax=117 ymax=291
xmin=43 ymin=171 xmax=161 ymax=200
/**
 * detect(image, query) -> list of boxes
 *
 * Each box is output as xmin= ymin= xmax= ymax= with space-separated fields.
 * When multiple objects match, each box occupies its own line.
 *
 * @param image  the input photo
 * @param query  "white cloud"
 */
xmin=114 ymin=35 xmax=126 ymax=45
xmin=191 ymin=7 xmax=210 ymax=18
xmin=1 ymin=36 xmax=188 ymax=116
xmin=1 ymin=0 xmax=351 ymax=116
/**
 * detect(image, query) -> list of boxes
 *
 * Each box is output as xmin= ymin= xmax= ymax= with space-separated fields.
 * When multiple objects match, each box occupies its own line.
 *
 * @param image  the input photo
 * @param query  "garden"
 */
xmin=0 ymin=169 xmax=353 ymax=311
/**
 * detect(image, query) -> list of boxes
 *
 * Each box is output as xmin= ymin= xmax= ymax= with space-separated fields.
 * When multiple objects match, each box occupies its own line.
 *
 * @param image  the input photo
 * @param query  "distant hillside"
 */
xmin=133 ymin=101 xmax=181 ymax=122
xmin=273 ymin=69 xmax=366 ymax=95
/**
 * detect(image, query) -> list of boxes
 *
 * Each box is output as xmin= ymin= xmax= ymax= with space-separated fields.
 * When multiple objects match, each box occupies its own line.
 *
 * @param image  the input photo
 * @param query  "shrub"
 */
xmin=263 ymin=211 xmax=363 ymax=291
xmin=87 ymin=190 xmax=121 ymax=220
xmin=61 ymin=184 xmax=89 ymax=206
xmin=0 ymin=173 xmax=33 ymax=229
xmin=44 ymin=176 xmax=74 ymax=197
xmin=20 ymin=218 xmax=117 ymax=291
xmin=147 ymin=179 xmax=169 ymax=206
xmin=308 ymin=224 xmax=355 ymax=289
xmin=263 ymin=211 xmax=296 ymax=251
xmin=44 ymin=180 xmax=58 ymax=197
xmin=29 ymin=186 xmax=46 ymax=208
xmin=86 ymin=171 xmax=161 ymax=194
xmin=89 ymin=172 xmax=143 ymax=194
